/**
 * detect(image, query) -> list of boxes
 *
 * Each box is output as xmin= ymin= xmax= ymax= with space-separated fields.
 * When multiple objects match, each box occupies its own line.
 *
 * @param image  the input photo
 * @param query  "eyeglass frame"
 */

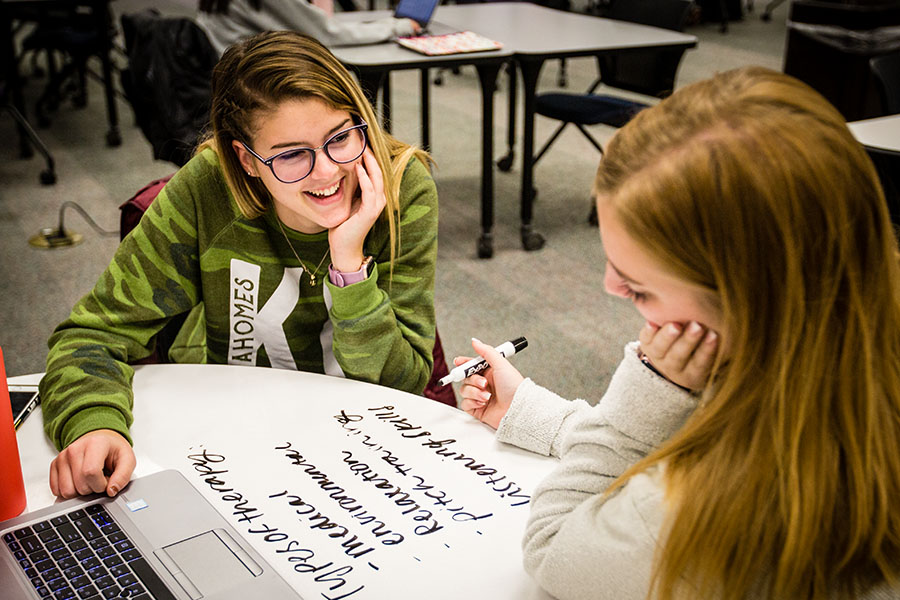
xmin=239 ymin=121 xmax=369 ymax=184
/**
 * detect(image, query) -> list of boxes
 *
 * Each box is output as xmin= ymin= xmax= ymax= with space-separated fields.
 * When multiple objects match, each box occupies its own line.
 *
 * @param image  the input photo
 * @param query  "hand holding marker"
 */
xmin=439 ymin=337 xmax=528 ymax=386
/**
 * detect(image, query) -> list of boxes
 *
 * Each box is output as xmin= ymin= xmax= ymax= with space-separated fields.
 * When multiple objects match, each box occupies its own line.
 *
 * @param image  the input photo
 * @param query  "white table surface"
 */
xmin=848 ymin=114 xmax=900 ymax=154
xmin=7 ymin=365 xmax=555 ymax=599
xmin=435 ymin=2 xmax=698 ymax=55
xmin=336 ymin=3 xmax=697 ymax=60
xmin=333 ymin=9 xmax=512 ymax=67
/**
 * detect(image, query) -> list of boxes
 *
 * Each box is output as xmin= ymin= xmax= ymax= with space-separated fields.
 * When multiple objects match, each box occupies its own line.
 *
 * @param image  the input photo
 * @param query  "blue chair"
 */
xmin=532 ymin=0 xmax=694 ymax=168
xmin=530 ymin=0 xmax=693 ymax=224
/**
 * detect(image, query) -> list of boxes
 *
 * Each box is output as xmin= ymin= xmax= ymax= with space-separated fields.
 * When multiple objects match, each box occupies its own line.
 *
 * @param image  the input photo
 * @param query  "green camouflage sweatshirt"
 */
xmin=40 ymin=148 xmax=438 ymax=450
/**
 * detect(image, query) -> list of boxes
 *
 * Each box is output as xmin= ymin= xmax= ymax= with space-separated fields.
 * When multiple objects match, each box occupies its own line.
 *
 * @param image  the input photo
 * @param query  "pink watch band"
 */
xmin=328 ymin=257 xmax=372 ymax=287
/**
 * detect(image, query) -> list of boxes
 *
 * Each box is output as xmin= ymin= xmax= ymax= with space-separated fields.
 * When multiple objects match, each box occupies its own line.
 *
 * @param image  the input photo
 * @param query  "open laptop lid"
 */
xmin=393 ymin=0 xmax=441 ymax=28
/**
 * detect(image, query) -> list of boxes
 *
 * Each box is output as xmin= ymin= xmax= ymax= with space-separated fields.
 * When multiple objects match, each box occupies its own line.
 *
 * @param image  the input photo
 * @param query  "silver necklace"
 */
xmin=275 ymin=219 xmax=330 ymax=287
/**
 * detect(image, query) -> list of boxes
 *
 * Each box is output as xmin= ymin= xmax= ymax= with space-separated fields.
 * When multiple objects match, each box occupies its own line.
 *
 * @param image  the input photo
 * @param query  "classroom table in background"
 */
xmin=437 ymin=2 xmax=698 ymax=255
xmin=340 ymin=3 xmax=698 ymax=258
xmin=848 ymin=114 xmax=900 ymax=154
xmin=8 ymin=365 xmax=556 ymax=600
xmin=849 ymin=114 xmax=900 ymax=222
xmin=331 ymin=15 xmax=512 ymax=260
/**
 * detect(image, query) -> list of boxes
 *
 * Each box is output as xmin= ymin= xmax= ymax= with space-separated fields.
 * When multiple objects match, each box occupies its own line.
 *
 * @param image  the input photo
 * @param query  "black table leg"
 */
xmin=474 ymin=61 xmax=503 ymax=259
xmin=355 ymin=68 xmax=387 ymax=126
xmin=497 ymin=60 xmax=516 ymax=172
xmin=97 ymin=0 xmax=120 ymax=146
xmin=4 ymin=9 xmax=29 ymax=158
xmin=382 ymin=74 xmax=392 ymax=134
xmin=518 ymin=58 xmax=546 ymax=252
xmin=420 ymin=68 xmax=430 ymax=150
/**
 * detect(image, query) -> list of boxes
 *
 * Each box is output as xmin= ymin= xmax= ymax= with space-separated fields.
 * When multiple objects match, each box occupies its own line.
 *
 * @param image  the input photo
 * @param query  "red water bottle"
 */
xmin=0 ymin=347 xmax=27 ymax=520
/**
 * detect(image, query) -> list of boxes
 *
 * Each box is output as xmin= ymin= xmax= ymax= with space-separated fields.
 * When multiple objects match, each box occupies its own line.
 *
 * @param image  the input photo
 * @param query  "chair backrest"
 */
xmin=119 ymin=174 xmax=174 ymax=240
xmin=870 ymin=51 xmax=900 ymax=115
xmin=783 ymin=0 xmax=900 ymax=121
xmin=607 ymin=0 xmax=693 ymax=29
xmin=600 ymin=0 xmax=694 ymax=97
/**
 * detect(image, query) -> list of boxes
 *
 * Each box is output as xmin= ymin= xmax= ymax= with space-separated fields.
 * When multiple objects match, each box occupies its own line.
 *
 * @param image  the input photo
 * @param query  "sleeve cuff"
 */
xmin=326 ymin=263 xmax=383 ymax=320
xmin=596 ymin=342 xmax=699 ymax=449
xmin=496 ymin=378 xmax=585 ymax=456
xmin=59 ymin=405 xmax=133 ymax=450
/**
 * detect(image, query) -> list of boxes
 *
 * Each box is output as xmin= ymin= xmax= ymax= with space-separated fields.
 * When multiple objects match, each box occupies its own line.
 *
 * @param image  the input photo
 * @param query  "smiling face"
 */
xmin=233 ymin=98 xmax=362 ymax=233
xmin=598 ymin=199 xmax=724 ymax=338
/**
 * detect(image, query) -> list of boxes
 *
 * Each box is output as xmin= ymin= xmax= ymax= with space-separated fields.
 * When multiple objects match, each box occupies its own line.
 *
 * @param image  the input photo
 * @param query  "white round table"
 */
xmin=9 ymin=364 xmax=555 ymax=599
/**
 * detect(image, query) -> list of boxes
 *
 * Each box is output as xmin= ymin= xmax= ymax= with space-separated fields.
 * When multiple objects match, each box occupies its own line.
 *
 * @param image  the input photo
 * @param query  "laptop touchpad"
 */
xmin=155 ymin=529 xmax=262 ymax=599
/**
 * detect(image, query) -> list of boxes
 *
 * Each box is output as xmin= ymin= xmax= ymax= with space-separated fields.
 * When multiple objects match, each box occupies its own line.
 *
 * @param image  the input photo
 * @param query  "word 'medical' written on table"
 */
xmin=177 ymin=402 xmax=551 ymax=600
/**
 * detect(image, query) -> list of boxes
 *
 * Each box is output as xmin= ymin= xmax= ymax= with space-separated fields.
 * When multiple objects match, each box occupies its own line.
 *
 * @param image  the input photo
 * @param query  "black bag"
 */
xmin=120 ymin=9 xmax=219 ymax=166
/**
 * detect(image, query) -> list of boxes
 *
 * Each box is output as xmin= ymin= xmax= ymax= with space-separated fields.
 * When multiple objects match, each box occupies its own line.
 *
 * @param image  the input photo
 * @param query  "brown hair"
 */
xmin=596 ymin=66 xmax=900 ymax=599
xmin=202 ymin=31 xmax=431 ymax=268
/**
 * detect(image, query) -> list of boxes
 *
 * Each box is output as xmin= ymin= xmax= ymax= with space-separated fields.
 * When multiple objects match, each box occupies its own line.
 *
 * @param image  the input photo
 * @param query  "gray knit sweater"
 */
xmin=197 ymin=0 xmax=416 ymax=55
xmin=496 ymin=342 xmax=899 ymax=600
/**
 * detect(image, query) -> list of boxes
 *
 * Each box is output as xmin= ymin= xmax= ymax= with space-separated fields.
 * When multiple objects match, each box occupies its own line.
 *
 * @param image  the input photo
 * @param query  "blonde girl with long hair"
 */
xmin=457 ymin=66 xmax=900 ymax=600
xmin=41 ymin=31 xmax=439 ymax=500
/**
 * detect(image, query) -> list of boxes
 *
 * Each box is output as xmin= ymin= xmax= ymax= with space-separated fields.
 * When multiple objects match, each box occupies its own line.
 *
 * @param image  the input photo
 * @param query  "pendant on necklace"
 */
xmin=307 ymin=272 xmax=317 ymax=287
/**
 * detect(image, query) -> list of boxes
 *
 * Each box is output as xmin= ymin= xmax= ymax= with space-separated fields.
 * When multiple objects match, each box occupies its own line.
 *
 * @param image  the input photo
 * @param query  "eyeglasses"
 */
xmin=241 ymin=122 xmax=369 ymax=184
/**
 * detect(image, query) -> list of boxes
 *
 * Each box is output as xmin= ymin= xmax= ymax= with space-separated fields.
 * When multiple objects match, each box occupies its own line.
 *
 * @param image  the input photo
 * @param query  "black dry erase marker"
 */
xmin=439 ymin=337 xmax=528 ymax=386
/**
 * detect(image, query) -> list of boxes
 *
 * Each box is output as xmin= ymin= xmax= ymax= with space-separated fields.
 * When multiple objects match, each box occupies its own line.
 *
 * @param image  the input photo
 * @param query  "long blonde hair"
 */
xmin=202 ymin=31 xmax=431 ymax=267
xmin=596 ymin=66 xmax=900 ymax=599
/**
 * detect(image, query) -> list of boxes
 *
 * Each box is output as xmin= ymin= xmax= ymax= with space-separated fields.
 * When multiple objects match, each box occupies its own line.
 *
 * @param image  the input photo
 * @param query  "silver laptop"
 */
xmin=0 ymin=470 xmax=302 ymax=600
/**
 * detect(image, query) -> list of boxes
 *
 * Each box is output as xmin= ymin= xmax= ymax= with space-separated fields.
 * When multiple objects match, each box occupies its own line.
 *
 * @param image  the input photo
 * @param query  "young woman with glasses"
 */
xmin=456 ymin=66 xmax=900 ymax=600
xmin=40 ymin=31 xmax=438 ymax=500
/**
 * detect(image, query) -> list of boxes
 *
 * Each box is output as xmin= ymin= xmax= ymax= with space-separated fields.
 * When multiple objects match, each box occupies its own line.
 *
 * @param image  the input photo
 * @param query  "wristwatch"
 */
xmin=637 ymin=349 xmax=695 ymax=393
xmin=329 ymin=255 xmax=374 ymax=287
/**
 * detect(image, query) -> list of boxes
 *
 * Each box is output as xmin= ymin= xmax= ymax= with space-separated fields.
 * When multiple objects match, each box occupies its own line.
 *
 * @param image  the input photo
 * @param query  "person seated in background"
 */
xmin=196 ymin=0 xmax=421 ymax=55
xmin=40 ymin=31 xmax=438 ymax=500
xmin=456 ymin=66 xmax=900 ymax=600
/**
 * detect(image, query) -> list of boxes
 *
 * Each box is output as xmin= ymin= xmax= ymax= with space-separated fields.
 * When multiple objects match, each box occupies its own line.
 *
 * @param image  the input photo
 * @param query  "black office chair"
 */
xmin=531 ymin=0 xmax=693 ymax=222
xmin=870 ymin=51 xmax=900 ymax=115
xmin=18 ymin=1 xmax=123 ymax=147
xmin=1 ymin=81 xmax=56 ymax=185
xmin=783 ymin=0 xmax=900 ymax=122
xmin=2 ymin=17 xmax=55 ymax=185
xmin=759 ymin=0 xmax=785 ymax=21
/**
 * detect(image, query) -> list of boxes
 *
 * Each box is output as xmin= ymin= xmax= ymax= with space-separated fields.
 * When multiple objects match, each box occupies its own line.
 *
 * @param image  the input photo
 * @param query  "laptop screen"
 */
xmin=394 ymin=0 xmax=441 ymax=27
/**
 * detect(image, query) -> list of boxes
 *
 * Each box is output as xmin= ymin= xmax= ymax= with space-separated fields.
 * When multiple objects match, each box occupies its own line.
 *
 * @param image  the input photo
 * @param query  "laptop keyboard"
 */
xmin=3 ymin=503 xmax=174 ymax=600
